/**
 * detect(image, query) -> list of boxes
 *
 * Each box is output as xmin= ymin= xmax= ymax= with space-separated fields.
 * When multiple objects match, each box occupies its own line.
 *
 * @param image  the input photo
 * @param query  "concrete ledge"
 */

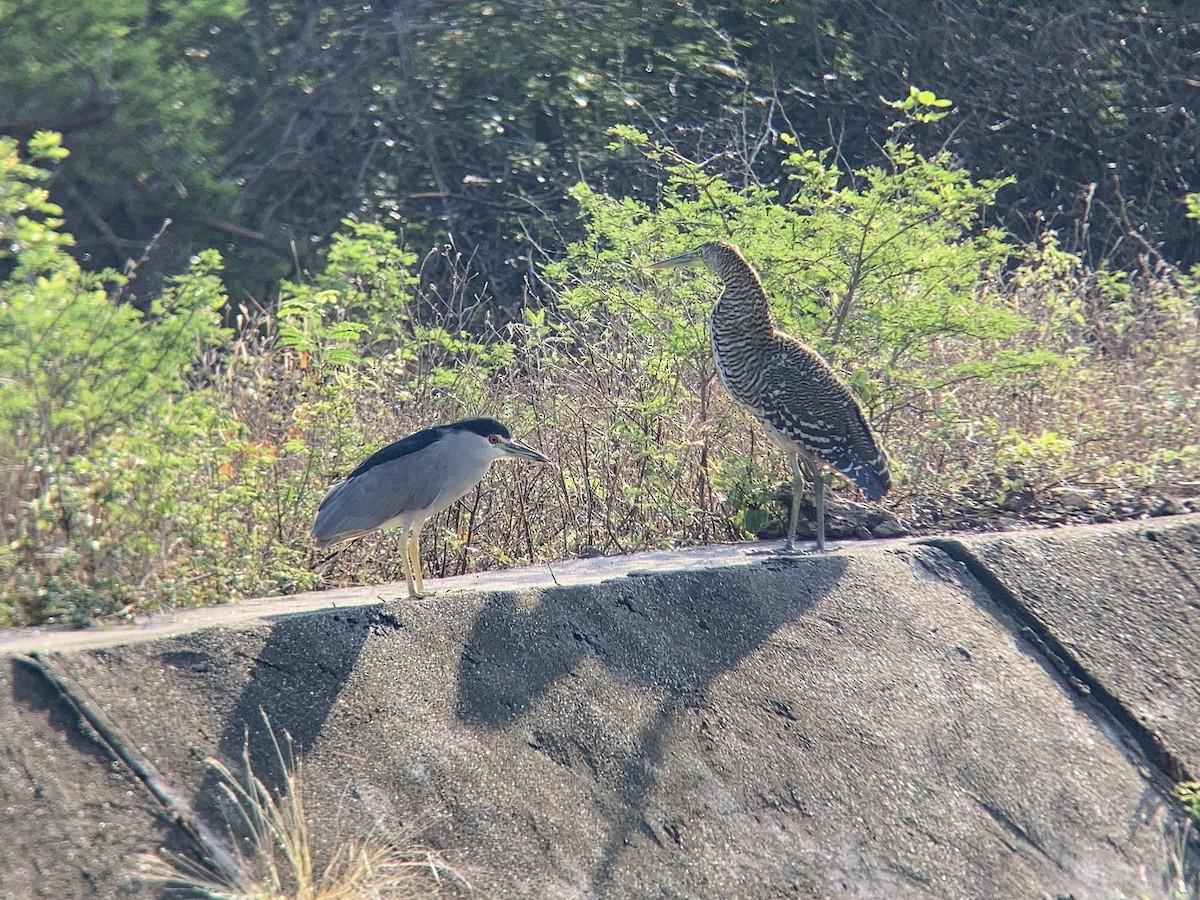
xmin=945 ymin=517 xmax=1200 ymax=781
xmin=3 ymin=516 xmax=1198 ymax=898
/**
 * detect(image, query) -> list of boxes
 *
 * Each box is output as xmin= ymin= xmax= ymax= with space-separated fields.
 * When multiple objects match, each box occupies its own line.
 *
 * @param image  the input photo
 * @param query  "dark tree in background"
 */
xmin=1 ymin=0 xmax=1197 ymax=307
xmin=791 ymin=1 xmax=1200 ymax=268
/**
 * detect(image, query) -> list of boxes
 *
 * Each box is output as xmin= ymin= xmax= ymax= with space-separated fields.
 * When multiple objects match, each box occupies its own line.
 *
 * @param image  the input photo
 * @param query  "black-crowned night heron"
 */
xmin=646 ymin=240 xmax=890 ymax=552
xmin=312 ymin=417 xmax=549 ymax=597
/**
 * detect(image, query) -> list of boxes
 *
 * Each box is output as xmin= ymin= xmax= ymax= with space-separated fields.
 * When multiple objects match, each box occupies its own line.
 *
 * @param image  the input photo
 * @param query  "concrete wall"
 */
xmin=3 ymin=516 xmax=1198 ymax=898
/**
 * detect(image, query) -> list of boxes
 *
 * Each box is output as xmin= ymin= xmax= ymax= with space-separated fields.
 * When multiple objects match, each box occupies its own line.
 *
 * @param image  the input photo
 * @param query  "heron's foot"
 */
xmin=378 ymin=591 xmax=424 ymax=604
xmin=770 ymin=540 xmax=830 ymax=555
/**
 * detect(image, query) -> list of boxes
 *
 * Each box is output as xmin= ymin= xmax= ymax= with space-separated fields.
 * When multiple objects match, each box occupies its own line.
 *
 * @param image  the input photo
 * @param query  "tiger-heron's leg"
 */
xmin=784 ymin=451 xmax=804 ymax=552
xmin=407 ymin=528 xmax=427 ymax=597
xmin=803 ymin=453 xmax=827 ymax=552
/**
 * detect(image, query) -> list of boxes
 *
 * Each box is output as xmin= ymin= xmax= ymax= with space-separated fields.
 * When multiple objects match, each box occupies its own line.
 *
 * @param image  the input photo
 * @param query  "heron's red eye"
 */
xmin=488 ymin=434 xmax=500 ymax=444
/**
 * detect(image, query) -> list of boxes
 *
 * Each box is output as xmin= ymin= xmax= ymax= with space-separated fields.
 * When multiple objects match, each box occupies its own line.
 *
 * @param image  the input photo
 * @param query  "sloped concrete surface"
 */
xmin=938 ymin=519 xmax=1200 ymax=780
xmin=0 ymin=657 xmax=197 ymax=898
xmin=2 ymin=516 xmax=1198 ymax=898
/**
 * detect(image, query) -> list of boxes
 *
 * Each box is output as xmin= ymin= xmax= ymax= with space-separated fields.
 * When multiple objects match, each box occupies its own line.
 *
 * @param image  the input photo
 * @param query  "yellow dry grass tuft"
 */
xmin=137 ymin=715 xmax=467 ymax=899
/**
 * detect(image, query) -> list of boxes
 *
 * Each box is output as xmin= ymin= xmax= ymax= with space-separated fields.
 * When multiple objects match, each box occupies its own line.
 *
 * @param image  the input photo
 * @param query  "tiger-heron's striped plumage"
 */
xmin=647 ymin=240 xmax=890 ymax=551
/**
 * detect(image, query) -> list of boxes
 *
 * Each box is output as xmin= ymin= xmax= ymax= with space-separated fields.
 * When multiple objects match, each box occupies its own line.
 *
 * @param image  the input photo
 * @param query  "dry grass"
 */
xmin=1163 ymin=817 xmax=1200 ymax=900
xmin=312 ymin=258 xmax=1200 ymax=589
xmin=137 ymin=716 xmax=467 ymax=899
xmin=5 ymin=245 xmax=1198 ymax=623
xmin=880 ymin=259 xmax=1200 ymax=527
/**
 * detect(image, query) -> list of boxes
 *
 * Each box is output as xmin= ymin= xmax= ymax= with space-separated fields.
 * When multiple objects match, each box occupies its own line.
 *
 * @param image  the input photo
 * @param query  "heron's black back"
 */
xmin=341 ymin=417 xmax=510 ymax=483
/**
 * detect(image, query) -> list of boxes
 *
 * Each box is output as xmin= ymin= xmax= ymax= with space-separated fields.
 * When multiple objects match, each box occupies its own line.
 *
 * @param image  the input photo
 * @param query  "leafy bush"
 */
xmin=4 ymin=116 xmax=1198 ymax=626
xmin=0 ymin=135 xmax=291 ymax=624
xmin=533 ymin=120 xmax=1058 ymax=531
xmin=0 ymin=140 xmax=556 ymax=625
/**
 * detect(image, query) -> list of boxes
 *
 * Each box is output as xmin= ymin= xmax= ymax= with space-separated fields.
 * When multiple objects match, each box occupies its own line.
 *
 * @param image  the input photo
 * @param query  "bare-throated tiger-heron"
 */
xmin=647 ymin=240 xmax=890 ymax=551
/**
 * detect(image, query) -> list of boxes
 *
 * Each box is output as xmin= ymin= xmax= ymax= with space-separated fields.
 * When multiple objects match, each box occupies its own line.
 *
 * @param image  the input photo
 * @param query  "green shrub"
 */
xmin=4 ymin=114 xmax=1198 ymax=626
xmin=1 ymin=135 xmax=261 ymax=623
xmin=535 ymin=120 xmax=1059 ymax=531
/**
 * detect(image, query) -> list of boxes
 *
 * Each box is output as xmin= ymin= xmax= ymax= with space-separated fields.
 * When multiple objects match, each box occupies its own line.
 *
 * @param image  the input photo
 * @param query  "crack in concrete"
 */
xmin=966 ymin=790 xmax=1055 ymax=863
xmin=13 ymin=652 xmax=240 ymax=879
xmin=919 ymin=538 xmax=1192 ymax=788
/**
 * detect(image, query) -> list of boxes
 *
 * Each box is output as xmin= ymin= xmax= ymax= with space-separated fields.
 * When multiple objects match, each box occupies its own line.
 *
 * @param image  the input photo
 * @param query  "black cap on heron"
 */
xmin=646 ymin=240 xmax=890 ymax=552
xmin=312 ymin=417 xmax=549 ymax=597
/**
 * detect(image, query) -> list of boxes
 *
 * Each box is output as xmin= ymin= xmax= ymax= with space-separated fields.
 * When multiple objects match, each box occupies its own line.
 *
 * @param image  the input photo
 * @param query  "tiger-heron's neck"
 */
xmin=646 ymin=240 xmax=780 ymax=401
xmin=701 ymin=241 xmax=776 ymax=338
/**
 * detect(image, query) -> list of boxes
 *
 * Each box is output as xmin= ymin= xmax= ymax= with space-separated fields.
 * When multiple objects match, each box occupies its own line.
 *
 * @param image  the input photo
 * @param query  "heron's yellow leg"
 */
xmin=398 ymin=527 xmax=419 ymax=599
xmin=407 ymin=530 xmax=426 ymax=596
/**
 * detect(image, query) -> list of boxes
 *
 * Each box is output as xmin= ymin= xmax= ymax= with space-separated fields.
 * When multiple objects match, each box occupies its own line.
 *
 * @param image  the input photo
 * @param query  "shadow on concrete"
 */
xmin=11 ymin=655 xmax=120 ymax=766
xmin=454 ymin=556 xmax=846 ymax=891
xmin=189 ymin=604 xmax=388 ymax=828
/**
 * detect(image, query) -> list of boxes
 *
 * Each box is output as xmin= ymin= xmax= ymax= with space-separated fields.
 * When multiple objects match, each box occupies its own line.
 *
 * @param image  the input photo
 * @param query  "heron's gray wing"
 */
xmin=758 ymin=337 xmax=890 ymax=500
xmin=343 ymin=424 xmax=443 ymax=479
xmin=313 ymin=440 xmax=451 ymax=545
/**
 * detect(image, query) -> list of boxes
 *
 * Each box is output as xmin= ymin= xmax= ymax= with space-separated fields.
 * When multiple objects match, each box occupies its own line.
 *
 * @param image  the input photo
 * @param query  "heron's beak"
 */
xmin=644 ymin=247 xmax=703 ymax=270
xmin=503 ymin=438 xmax=550 ymax=464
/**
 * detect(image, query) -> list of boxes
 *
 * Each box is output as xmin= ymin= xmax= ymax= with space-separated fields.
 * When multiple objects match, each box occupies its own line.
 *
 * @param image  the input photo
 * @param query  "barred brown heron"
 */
xmin=647 ymin=240 xmax=890 ymax=551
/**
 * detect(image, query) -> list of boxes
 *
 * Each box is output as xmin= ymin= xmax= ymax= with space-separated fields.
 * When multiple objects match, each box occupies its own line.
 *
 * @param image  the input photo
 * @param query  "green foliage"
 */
xmin=1186 ymin=192 xmax=1200 ymax=285
xmin=0 ymin=0 xmax=244 ymax=210
xmin=1176 ymin=781 xmax=1200 ymax=826
xmin=276 ymin=286 xmax=370 ymax=368
xmin=994 ymin=429 xmax=1076 ymax=496
xmin=1185 ymin=193 xmax=1200 ymax=223
xmin=885 ymin=86 xmax=954 ymax=127
xmin=0 ymin=137 xmax=265 ymax=624
xmin=0 ymin=134 xmax=229 ymax=456
xmin=5 ymin=99 xmax=1200 ymax=627
xmin=309 ymin=221 xmax=421 ymax=342
xmin=1 ymin=177 xmax=563 ymax=624
xmin=276 ymin=219 xmax=520 ymax=408
xmin=0 ymin=132 xmax=73 ymax=265
xmin=4 ymin=0 xmax=1198 ymax=311
xmin=571 ymin=127 xmax=1029 ymax=387
xmin=542 ymin=127 xmax=1052 ymax=524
